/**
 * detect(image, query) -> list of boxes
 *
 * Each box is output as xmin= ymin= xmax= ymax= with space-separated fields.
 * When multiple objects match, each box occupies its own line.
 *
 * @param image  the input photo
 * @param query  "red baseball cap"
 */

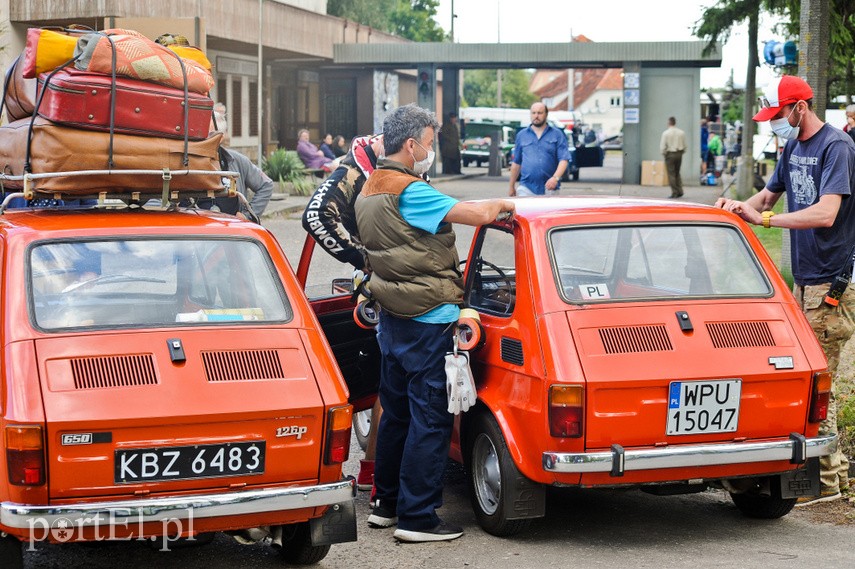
xmin=753 ymin=76 xmax=814 ymax=122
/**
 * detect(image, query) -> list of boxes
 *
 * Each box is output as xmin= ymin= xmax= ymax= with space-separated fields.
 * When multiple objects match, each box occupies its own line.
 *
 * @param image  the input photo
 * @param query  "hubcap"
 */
xmin=473 ymin=433 xmax=501 ymax=515
xmin=353 ymin=410 xmax=371 ymax=439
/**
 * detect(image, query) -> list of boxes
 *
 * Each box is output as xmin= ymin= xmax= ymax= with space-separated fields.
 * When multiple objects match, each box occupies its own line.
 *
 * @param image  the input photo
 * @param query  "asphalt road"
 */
xmin=23 ymin=159 xmax=855 ymax=568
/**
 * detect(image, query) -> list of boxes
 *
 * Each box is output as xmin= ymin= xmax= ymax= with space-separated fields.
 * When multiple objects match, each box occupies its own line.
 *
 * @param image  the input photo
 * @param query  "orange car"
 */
xmin=443 ymin=197 xmax=834 ymax=536
xmin=0 ymin=207 xmax=355 ymax=568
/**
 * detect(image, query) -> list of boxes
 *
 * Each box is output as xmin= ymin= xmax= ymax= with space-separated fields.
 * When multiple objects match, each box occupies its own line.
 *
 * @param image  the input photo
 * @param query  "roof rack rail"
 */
xmin=0 ymin=168 xmax=240 ymax=213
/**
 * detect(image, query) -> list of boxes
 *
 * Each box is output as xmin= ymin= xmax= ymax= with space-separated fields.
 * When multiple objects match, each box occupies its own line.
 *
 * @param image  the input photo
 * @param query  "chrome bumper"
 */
xmin=1 ymin=479 xmax=355 ymax=529
xmin=543 ymin=434 xmax=837 ymax=476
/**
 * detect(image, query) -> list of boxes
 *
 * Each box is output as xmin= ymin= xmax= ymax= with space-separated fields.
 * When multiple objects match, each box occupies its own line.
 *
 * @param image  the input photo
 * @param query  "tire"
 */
xmin=0 ymin=534 xmax=23 ymax=569
xmin=466 ymin=412 xmax=533 ymax=537
xmin=730 ymin=480 xmax=796 ymax=519
xmin=463 ymin=159 xmax=470 ymax=167
xmin=279 ymin=523 xmax=331 ymax=566
xmin=353 ymin=409 xmax=371 ymax=452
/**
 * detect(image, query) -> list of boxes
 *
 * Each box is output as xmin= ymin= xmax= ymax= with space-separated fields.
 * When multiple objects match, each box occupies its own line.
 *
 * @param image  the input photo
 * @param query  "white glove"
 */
xmin=445 ymin=351 xmax=477 ymax=415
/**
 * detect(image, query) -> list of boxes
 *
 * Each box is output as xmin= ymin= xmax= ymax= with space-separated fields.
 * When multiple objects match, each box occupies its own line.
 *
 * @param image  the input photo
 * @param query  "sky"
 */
xmin=433 ymin=0 xmax=788 ymax=91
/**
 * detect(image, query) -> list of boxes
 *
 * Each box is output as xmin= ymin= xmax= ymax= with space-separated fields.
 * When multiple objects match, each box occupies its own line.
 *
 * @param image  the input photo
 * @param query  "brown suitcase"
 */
xmin=0 ymin=117 xmax=223 ymax=195
xmin=3 ymin=56 xmax=37 ymax=122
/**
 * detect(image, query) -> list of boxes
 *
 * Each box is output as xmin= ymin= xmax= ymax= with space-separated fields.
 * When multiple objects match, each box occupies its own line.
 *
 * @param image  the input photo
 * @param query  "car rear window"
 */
xmin=549 ymin=223 xmax=772 ymax=303
xmin=29 ymin=237 xmax=292 ymax=330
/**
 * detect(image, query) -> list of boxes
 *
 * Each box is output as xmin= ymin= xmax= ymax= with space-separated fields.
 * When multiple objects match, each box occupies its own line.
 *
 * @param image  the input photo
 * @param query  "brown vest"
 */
xmin=355 ymin=160 xmax=462 ymax=318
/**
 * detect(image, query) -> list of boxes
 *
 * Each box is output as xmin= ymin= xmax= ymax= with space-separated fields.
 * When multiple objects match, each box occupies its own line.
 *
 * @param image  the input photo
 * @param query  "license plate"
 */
xmin=115 ymin=441 xmax=265 ymax=483
xmin=666 ymin=380 xmax=741 ymax=435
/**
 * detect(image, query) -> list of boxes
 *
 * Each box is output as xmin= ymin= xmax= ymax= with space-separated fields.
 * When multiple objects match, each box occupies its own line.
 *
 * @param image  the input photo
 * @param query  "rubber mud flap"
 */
xmin=309 ymin=500 xmax=357 ymax=546
xmin=780 ymin=457 xmax=820 ymax=499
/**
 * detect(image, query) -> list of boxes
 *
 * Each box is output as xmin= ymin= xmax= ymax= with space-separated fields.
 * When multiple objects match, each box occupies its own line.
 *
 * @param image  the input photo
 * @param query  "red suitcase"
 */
xmin=36 ymin=68 xmax=214 ymax=140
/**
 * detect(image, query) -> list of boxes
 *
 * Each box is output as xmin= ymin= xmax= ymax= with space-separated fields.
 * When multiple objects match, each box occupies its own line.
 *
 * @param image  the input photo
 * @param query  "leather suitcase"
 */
xmin=3 ymin=56 xmax=37 ymax=122
xmin=0 ymin=117 xmax=223 ymax=195
xmin=37 ymin=68 xmax=214 ymax=140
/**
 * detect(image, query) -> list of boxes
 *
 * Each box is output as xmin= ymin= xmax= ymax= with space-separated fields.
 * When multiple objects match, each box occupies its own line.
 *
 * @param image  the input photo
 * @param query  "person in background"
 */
xmin=438 ymin=112 xmax=462 ymax=175
xmin=844 ymin=104 xmax=855 ymax=144
xmin=297 ymin=129 xmax=333 ymax=170
xmin=332 ymin=135 xmax=348 ymax=157
xmin=320 ymin=133 xmax=337 ymax=161
xmin=509 ymin=102 xmax=570 ymax=197
xmin=716 ymin=76 xmax=854 ymax=505
xmin=357 ymin=104 xmax=514 ymax=543
xmin=700 ymin=118 xmax=710 ymax=175
xmin=660 ymin=116 xmax=687 ymax=198
xmin=194 ymin=105 xmax=273 ymax=221
xmin=707 ymin=131 xmax=724 ymax=174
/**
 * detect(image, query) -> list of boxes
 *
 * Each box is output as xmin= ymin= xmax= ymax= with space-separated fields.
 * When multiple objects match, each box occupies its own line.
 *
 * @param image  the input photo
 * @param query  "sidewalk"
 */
xmin=261 ymin=171 xmax=485 ymax=219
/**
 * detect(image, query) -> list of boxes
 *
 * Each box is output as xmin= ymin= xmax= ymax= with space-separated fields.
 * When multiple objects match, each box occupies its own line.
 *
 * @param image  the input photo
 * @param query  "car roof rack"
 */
xmin=0 ymin=168 xmax=240 ymax=214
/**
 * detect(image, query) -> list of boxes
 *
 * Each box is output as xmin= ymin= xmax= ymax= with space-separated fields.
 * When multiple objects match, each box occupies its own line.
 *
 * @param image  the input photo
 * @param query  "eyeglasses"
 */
xmin=757 ymin=96 xmax=772 ymax=108
xmin=757 ymin=96 xmax=800 ymax=109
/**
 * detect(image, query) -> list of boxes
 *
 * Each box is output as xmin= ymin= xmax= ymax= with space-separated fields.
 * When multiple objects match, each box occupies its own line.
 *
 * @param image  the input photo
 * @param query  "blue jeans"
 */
xmin=373 ymin=312 xmax=455 ymax=531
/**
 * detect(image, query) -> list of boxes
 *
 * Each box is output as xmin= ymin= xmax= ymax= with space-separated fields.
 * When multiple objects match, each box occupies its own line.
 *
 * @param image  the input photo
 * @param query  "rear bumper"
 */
xmin=1 ymin=479 xmax=355 ymax=530
xmin=543 ymin=434 xmax=837 ymax=476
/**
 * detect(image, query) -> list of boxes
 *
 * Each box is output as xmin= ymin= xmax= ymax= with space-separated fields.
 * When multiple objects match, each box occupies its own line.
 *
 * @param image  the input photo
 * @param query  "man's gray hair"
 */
xmin=382 ymin=104 xmax=440 ymax=155
xmin=846 ymin=104 xmax=855 ymax=115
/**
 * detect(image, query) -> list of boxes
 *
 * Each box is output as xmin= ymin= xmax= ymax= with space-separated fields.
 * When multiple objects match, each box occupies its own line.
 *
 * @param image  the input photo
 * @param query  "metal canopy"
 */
xmin=333 ymin=41 xmax=722 ymax=69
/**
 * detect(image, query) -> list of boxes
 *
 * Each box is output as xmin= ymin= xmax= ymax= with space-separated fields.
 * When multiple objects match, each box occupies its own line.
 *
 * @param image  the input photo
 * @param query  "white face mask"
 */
xmin=411 ymin=139 xmax=435 ymax=175
xmin=770 ymin=103 xmax=803 ymax=140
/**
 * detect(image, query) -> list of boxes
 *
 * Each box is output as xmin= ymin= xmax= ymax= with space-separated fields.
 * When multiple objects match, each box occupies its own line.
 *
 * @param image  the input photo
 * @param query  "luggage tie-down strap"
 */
xmin=161 ymin=169 xmax=173 ymax=206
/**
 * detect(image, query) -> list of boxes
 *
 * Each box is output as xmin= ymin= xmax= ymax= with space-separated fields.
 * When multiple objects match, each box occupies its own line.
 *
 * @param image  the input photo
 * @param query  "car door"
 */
xmin=296 ymin=235 xmax=379 ymax=412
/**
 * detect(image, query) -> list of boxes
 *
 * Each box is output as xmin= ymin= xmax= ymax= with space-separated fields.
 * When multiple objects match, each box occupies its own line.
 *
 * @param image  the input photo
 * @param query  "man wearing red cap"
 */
xmin=716 ymin=75 xmax=855 ymax=505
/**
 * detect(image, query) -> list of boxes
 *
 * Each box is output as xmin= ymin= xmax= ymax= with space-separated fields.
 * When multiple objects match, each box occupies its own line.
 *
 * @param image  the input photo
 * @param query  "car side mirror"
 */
xmin=331 ymin=278 xmax=353 ymax=295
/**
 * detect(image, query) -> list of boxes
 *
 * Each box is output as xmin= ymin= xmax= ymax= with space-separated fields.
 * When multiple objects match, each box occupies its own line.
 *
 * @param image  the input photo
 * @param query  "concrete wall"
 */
xmin=638 ymin=67 xmax=700 ymax=185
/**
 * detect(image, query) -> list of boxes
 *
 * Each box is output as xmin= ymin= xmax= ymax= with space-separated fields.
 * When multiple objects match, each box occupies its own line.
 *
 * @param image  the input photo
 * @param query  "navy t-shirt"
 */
xmin=767 ymin=123 xmax=855 ymax=285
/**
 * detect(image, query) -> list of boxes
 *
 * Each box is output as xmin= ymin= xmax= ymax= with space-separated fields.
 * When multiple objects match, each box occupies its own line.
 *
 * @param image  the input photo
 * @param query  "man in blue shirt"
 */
xmin=717 ymin=75 xmax=855 ymax=504
xmin=509 ymin=102 xmax=571 ymax=196
xmin=355 ymin=104 xmax=514 ymax=543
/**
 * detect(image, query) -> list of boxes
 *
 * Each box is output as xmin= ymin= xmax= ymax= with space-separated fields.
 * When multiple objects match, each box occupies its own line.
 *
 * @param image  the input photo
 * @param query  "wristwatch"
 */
xmin=761 ymin=210 xmax=775 ymax=229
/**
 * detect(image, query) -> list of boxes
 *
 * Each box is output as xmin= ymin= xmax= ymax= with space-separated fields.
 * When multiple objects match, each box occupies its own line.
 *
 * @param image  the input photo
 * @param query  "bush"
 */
xmin=263 ymin=149 xmax=314 ymax=196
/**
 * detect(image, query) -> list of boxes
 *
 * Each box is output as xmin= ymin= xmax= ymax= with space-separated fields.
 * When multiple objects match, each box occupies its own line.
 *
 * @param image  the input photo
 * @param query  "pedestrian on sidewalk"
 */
xmin=660 ymin=116 xmax=687 ymax=198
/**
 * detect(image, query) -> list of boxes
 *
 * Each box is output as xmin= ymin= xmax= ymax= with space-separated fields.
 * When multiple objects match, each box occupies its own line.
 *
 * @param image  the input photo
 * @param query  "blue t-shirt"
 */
xmin=767 ymin=124 xmax=855 ymax=285
xmin=512 ymin=125 xmax=572 ymax=195
xmin=398 ymin=181 xmax=460 ymax=323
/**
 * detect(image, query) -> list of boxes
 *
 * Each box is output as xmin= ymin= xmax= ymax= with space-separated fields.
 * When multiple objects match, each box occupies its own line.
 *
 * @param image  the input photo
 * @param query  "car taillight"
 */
xmin=809 ymin=371 xmax=832 ymax=423
xmin=6 ymin=425 xmax=46 ymax=486
xmin=549 ymin=385 xmax=583 ymax=438
xmin=325 ymin=405 xmax=353 ymax=465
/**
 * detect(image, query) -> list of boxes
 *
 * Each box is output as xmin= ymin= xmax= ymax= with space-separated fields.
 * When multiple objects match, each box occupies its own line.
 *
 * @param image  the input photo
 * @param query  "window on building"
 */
xmin=249 ymin=81 xmax=259 ymax=137
xmin=610 ymin=96 xmax=621 ymax=107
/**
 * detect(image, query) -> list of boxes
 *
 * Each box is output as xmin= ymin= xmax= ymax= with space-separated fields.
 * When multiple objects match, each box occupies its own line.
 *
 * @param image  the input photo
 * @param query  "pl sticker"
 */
xmin=579 ymin=283 xmax=610 ymax=300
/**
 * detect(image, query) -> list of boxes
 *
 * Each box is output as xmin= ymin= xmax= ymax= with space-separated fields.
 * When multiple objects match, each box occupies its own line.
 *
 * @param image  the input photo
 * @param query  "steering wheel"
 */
xmin=477 ymin=259 xmax=514 ymax=314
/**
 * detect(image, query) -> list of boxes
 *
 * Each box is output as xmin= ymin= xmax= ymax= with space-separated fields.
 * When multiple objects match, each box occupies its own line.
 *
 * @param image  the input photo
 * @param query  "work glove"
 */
xmin=445 ymin=350 xmax=477 ymax=415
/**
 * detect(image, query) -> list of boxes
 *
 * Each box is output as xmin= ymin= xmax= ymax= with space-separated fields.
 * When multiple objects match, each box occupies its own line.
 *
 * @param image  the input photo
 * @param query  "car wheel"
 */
xmin=463 ymin=159 xmax=470 ymax=167
xmin=278 ymin=523 xmax=331 ymax=565
xmin=730 ymin=480 xmax=796 ymax=519
xmin=466 ymin=413 xmax=532 ymax=537
xmin=0 ymin=534 xmax=23 ymax=569
xmin=353 ymin=409 xmax=371 ymax=452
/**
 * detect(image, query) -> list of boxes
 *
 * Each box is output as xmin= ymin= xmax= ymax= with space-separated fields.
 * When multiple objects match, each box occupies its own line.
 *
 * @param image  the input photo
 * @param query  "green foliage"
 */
xmin=262 ymin=149 xmax=314 ymax=196
xmin=328 ymin=0 xmax=447 ymax=42
xmin=462 ymin=69 xmax=538 ymax=109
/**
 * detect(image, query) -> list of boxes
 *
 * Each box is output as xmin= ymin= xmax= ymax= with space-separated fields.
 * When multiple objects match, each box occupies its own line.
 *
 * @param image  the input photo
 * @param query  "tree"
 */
xmin=694 ymin=0 xmax=792 ymax=200
xmin=327 ymin=0 xmax=447 ymax=42
xmin=462 ymin=69 xmax=538 ymax=109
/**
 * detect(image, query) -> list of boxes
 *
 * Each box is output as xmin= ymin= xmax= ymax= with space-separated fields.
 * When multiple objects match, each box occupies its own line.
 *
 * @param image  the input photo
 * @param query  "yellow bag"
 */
xmin=22 ymin=28 xmax=79 ymax=78
xmin=168 ymin=45 xmax=212 ymax=71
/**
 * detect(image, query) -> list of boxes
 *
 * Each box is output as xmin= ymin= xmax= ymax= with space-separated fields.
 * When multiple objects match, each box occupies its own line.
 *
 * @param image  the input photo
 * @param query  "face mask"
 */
xmin=769 ymin=103 xmax=803 ymax=140
xmin=411 ymin=139 xmax=435 ymax=175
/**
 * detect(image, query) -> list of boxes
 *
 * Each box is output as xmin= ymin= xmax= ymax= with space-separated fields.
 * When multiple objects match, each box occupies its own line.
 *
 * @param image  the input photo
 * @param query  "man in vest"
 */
xmin=356 ymin=104 xmax=514 ymax=542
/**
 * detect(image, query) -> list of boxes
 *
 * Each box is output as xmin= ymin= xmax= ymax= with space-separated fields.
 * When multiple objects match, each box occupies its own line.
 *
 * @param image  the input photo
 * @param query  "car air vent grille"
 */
xmin=598 ymin=325 xmax=673 ymax=354
xmin=501 ymin=337 xmax=524 ymax=366
xmin=202 ymin=350 xmax=284 ymax=382
xmin=70 ymin=354 xmax=158 ymax=389
xmin=706 ymin=321 xmax=775 ymax=348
